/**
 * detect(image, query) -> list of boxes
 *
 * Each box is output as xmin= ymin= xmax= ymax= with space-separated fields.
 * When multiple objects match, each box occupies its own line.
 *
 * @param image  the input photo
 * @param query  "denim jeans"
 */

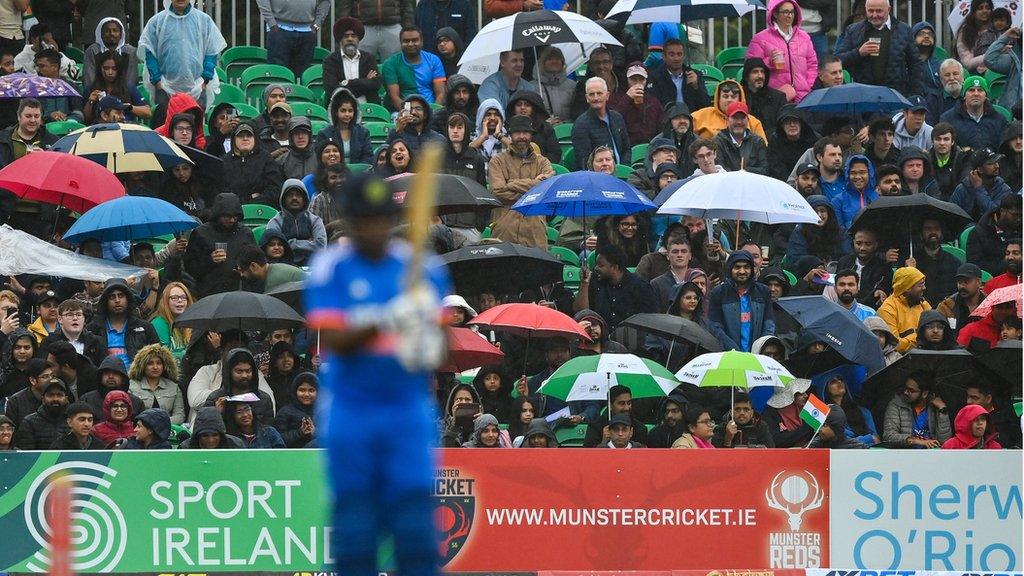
xmin=266 ymin=27 xmax=316 ymax=80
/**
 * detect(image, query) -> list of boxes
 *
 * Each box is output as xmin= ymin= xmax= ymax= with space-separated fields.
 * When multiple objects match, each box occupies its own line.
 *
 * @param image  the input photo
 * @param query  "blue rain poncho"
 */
xmin=137 ymin=0 xmax=226 ymax=101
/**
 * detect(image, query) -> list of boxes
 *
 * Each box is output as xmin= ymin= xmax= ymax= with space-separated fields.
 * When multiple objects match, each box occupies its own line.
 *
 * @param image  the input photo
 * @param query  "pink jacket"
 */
xmin=746 ymin=0 xmax=818 ymax=102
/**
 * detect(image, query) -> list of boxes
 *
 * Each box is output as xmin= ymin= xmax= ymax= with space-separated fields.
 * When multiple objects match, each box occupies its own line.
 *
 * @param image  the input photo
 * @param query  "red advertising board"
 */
xmin=437 ymin=450 xmax=831 ymax=572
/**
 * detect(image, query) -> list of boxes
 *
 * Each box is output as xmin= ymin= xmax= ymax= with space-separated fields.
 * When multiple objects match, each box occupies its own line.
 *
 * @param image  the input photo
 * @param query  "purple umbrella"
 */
xmin=0 ymin=72 xmax=81 ymax=99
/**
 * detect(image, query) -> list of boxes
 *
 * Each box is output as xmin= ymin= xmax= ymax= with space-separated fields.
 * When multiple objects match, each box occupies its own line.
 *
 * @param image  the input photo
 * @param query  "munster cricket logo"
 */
xmin=433 ymin=467 xmax=475 ymax=566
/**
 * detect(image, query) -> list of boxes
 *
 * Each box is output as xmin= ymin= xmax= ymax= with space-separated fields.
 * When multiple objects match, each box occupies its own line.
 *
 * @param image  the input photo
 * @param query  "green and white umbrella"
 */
xmin=538 ymin=353 xmax=680 ymax=402
xmin=676 ymin=350 xmax=794 ymax=389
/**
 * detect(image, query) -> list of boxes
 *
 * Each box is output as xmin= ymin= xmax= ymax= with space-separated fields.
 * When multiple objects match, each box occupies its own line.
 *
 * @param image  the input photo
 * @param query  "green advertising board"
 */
xmin=0 ymin=450 xmax=336 ymax=573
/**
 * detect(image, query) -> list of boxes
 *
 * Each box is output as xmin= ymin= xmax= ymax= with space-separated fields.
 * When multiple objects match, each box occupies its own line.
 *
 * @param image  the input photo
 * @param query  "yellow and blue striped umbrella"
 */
xmin=51 ymin=123 xmax=193 ymax=174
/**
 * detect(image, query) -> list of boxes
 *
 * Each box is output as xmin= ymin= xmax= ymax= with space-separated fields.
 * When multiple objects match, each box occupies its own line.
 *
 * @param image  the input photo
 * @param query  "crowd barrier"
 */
xmin=0 ymin=450 xmax=1019 ymax=574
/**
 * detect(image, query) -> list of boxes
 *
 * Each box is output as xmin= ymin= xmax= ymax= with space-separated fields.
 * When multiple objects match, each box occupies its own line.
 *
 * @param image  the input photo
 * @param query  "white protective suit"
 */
xmin=137 ymin=0 xmax=226 ymax=103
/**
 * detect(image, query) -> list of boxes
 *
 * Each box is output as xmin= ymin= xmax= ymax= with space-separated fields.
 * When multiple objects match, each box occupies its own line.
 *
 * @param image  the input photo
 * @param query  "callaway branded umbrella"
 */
xmin=458 ymin=10 xmax=621 ymax=65
xmin=52 ymin=123 xmax=193 ymax=173
xmin=441 ymin=242 xmax=564 ymax=295
xmin=62 ymin=195 xmax=198 ymax=243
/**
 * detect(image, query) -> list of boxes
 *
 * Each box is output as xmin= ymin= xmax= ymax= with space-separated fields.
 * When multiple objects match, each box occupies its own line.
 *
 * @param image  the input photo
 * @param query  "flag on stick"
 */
xmin=800 ymin=393 xmax=830 ymax=431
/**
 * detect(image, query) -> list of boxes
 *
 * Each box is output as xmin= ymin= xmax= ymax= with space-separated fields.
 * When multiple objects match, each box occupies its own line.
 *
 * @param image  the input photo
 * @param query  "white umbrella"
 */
xmin=658 ymin=170 xmax=820 ymax=245
xmin=458 ymin=43 xmax=604 ymax=85
xmin=458 ymin=10 xmax=622 ymax=66
xmin=607 ymin=0 xmax=764 ymax=25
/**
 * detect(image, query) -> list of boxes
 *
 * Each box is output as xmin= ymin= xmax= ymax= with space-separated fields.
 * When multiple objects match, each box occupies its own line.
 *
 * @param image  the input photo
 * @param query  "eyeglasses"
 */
xmin=776 ymin=9 xmax=795 ymax=15
xmin=174 ymin=126 xmax=193 ymax=133
xmin=61 ymin=311 xmax=84 ymax=318
xmin=695 ymin=419 xmax=714 ymax=425
xmin=110 ymin=404 xmax=129 ymax=410
xmin=167 ymin=295 xmax=188 ymax=302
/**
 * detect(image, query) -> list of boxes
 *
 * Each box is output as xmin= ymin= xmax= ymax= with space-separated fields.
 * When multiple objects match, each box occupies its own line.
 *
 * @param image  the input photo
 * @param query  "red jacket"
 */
xmin=941 ymin=404 xmax=1002 ymax=449
xmin=155 ymin=92 xmax=208 ymax=149
xmin=984 ymin=272 xmax=1020 ymax=293
xmin=956 ymin=314 xmax=1000 ymax=349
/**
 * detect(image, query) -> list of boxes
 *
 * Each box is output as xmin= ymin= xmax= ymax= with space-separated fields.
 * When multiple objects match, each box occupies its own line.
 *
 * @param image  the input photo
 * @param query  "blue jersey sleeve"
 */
xmin=305 ymin=247 xmax=350 ymax=330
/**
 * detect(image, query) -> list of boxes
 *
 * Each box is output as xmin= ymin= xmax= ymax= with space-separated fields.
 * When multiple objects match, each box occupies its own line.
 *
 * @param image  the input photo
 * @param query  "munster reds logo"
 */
xmin=433 ymin=468 xmax=476 ymax=566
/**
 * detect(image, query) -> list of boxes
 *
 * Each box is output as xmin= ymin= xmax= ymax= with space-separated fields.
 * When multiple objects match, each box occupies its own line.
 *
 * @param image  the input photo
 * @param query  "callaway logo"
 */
xmin=521 ymin=24 xmax=562 ymax=43
xmin=469 ymin=247 xmax=505 ymax=256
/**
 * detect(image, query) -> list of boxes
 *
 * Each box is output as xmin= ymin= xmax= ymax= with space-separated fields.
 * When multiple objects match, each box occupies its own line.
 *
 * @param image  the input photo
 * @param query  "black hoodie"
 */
xmin=434 ymin=27 xmax=466 ymax=79
xmin=222 ymin=124 xmax=286 ymax=206
xmin=768 ymin=104 xmax=818 ymax=182
xmin=386 ymin=94 xmax=447 ymax=154
xmin=80 ymin=356 xmax=146 ymax=422
xmin=273 ymin=372 xmax=317 ymax=447
xmin=203 ymin=348 xmax=275 ymax=425
xmin=742 ymin=58 xmax=788 ymax=130
xmin=84 ymin=279 xmax=160 ymax=364
xmin=473 ymin=365 xmax=513 ymax=424
xmin=121 ymin=407 xmax=173 ymax=449
xmin=182 ymin=406 xmax=244 ymax=448
xmin=183 ymin=193 xmax=257 ymax=297
xmin=432 ymin=73 xmax=480 ymax=134
xmin=998 ymin=122 xmax=1022 ymax=191
xmin=1 ymin=328 xmax=39 ymax=399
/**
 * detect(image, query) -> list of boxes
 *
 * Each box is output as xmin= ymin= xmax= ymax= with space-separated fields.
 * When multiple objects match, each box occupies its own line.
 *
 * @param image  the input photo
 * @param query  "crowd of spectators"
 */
xmin=0 ymin=0 xmax=1019 ymax=452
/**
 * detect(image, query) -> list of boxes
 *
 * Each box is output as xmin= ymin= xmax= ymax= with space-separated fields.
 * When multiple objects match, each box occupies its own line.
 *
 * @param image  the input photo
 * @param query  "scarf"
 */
xmin=693 ymin=435 xmax=715 ymax=449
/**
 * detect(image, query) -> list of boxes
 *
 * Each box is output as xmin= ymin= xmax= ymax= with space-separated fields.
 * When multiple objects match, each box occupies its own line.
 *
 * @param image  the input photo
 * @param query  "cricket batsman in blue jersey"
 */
xmin=305 ymin=172 xmax=449 ymax=576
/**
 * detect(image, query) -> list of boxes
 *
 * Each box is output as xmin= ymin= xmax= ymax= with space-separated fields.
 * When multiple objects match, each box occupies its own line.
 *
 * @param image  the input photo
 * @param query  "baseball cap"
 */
xmin=626 ymin=63 xmax=648 ymax=78
xmin=233 ymin=122 xmax=256 ymax=136
xmin=36 ymin=290 xmax=60 ymax=306
xmin=608 ymin=413 xmax=632 ymax=427
xmin=955 ymin=263 xmax=983 ymax=279
xmin=97 ymin=95 xmax=130 ymax=112
xmin=795 ymin=162 xmax=820 ymax=176
xmin=962 ymin=75 xmax=990 ymax=97
xmin=905 ymin=95 xmax=928 ymax=112
xmin=337 ymin=171 xmax=400 ymax=218
xmin=268 ymin=101 xmax=292 ymax=114
xmin=971 ymin=147 xmax=1004 ymax=168
xmin=727 ymin=101 xmax=749 ymax=117
xmin=43 ymin=377 xmax=68 ymax=394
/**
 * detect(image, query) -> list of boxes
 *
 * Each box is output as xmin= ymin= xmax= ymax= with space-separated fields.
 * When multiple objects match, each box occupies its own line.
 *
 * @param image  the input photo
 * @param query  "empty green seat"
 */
xmin=554 ymin=122 xmax=573 ymax=143
xmin=349 ymin=163 xmax=372 ymax=174
xmin=360 ymin=102 xmax=392 ymax=123
xmin=941 ymin=244 xmax=966 ymax=264
xmin=549 ymin=245 xmax=581 ymax=266
xmin=241 ymin=64 xmax=296 ymax=104
xmin=555 ymin=424 xmax=588 ymax=447
xmin=551 ymin=163 xmax=570 ymax=175
xmin=222 ymin=46 xmax=268 ymax=85
xmin=614 ymin=164 xmax=632 ymax=180
xmin=211 ymin=84 xmax=246 ymax=107
xmin=289 ymin=102 xmax=330 ymax=122
xmin=47 ymin=119 xmax=86 ymax=137
xmin=365 ymin=121 xmax=392 ymax=144
xmin=282 ymin=83 xmax=318 ymax=104
xmin=312 ymin=46 xmax=331 ymax=63
xmin=242 ymin=204 xmax=278 ymax=227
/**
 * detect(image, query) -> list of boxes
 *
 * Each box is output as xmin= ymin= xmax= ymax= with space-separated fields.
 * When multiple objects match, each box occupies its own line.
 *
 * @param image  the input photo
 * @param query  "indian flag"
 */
xmin=800 ymin=393 xmax=830 ymax=431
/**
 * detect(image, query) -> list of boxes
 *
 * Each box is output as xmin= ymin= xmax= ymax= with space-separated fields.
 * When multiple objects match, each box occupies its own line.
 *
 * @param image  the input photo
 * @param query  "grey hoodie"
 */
xmin=277 ymin=116 xmax=317 ymax=180
xmin=265 ymin=178 xmax=327 ymax=265
xmin=462 ymin=413 xmax=506 ymax=447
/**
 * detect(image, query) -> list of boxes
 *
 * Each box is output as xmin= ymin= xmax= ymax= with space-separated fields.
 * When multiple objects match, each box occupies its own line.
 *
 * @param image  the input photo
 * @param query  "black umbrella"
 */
xmin=180 ymin=144 xmax=225 ymax=185
xmin=784 ymin=348 xmax=850 ymax=379
xmin=174 ymin=290 xmax=305 ymax=332
xmin=386 ymin=173 xmax=502 ymax=215
xmin=619 ymin=313 xmax=722 ymax=352
xmin=265 ymin=280 xmax=305 ymax=314
xmin=860 ymin=349 xmax=980 ymax=417
xmin=441 ymin=242 xmax=563 ymax=295
xmin=776 ymin=296 xmax=886 ymax=374
xmin=974 ymin=340 xmax=1023 ymax=398
xmin=848 ymin=195 xmax=973 ymax=256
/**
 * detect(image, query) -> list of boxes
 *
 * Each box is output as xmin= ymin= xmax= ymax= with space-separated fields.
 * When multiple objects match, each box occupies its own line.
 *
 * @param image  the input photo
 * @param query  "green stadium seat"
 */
xmin=959 ymin=225 xmax=974 ymax=250
xmin=563 ymin=266 xmax=581 ymax=292
xmin=843 ymin=69 xmax=852 ymax=84
xmin=715 ymin=47 xmax=747 ymax=79
xmin=65 ymin=46 xmax=84 ymax=64
xmin=587 ymin=250 xmax=596 ymax=268
xmin=365 ymin=121 xmax=392 ymax=144
xmin=981 ymin=269 xmax=992 ymax=283
xmin=311 ymin=120 xmax=330 ymax=134
xmin=242 ymin=204 xmax=278 ymax=227
xmin=215 ymin=66 xmax=227 ymax=83
xmin=613 ymin=163 xmax=632 ymax=180
xmin=301 ymin=64 xmax=324 ymax=89
xmin=222 ymin=45 xmax=268 ymax=85
xmin=282 ymin=83 xmax=318 ymax=104
xmin=289 ymin=102 xmax=330 ymax=122
xmin=941 ymin=244 xmax=966 ymax=264
xmin=360 ymin=102 xmax=392 ymax=123
xmin=551 ymin=163 xmax=570 ymax=175
xmin=547 ymin=226 xmax=559 ymax=243
xmin=554 ymin=122 xmax=573 ymax=143
xmin=932 ymin=46 xmax=949 ymax=61
xmin=241 ymin=64 xmax=296 ymax=105
xmin=211 ymin=84 xmax=246 ymax=107
xmin=313 ymin=46 xmax=331 ymax=63
xmin=555 ymin=424 xmax=588 ymax=446
xmin=692 ymin=63 xmax=724 ymax=81
xmin=549 ymin=246 xmax=581 ymax=266
xmin=137 ymin=83 xmax=150 ymax=104
xmin=992 ymin=104 xmax=1012 ymax=122
xmin=562 ymin=147 xmax=576 ymax=169
xmin=631 ymin=143 xmax=648 ymax=165
xmin=349 ymin=163 xmax=372 ymax=174
xmin=705 ymin=80 xmax=719 ymax=97
xmin=232 ymin=103 xmax=260 ymax=120
xmin=46 ymin=119 xmax=86 ymax=137
xmin=252 ymin=225 xmax=267 ymax=244
xmin=481 ymin=226 xmax=492 ymax=239
xmin=784 ymin=269 xmax=798 ymax=286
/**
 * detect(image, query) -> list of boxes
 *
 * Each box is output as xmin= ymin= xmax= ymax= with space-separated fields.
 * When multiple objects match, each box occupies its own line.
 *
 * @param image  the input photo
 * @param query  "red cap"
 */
xmin=727 ymin=101 xmax=749 ymax=117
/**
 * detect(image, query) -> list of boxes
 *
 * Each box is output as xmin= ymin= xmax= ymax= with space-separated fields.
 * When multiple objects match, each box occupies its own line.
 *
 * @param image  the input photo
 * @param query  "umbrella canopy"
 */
xmin=52 ymin=123 xmax=193 ymax=173
xmin=657 ymin=170 xmax=819 ymax=224
xmin=859 ymin=349 xmax=984 ymax=418
xmin=538 ymin=353 xmax=680 ymax=401
xmin=776 ymin=296 xmax=886 ymax=374
xmin=971 ymin=283 xmax=1022 ymax=320
xmin=458 ymin=10 xmax=621 ymax=65
xmin=458 ymin=42 xmax=603 ymax=84
xmin=440 ymin=327 xmax=505 ymax=373
xmin=179 ymin=144 xmax=225 ymax=185
xmin=0 ymin=151 xmax=124 ymax=213
xmin=848 ymin=194 xmax=973 ymax=248
xmin=265 ymin=280 xmax=305 ymax=313
xmin=0 ymin=72 xmax=81 ymax=98
xmin=607 ymin=0 xmax=764 ymax=24
xmin=441 ymin=242 xmax=564 ymax=295
xmin=619 ymin=313 xmax=722 ymax=352
xmin=468 ymin=302 xmax=591 ymax=340
xmin=974 ymin=340 xmax=1023 ymax=397
xmin=796 ymin=83 xmax=913 ymax=115
xmin=512 ymin=171 xmax=656 ymax=218
xmin=174 ymin=290 xmax=305 ymax=332
xmin=62 ymin=195 xmax=198 ymax=243
xmin=386 ymin=173 xmax=502 ymax=215
xmin=676 ymin=350 xmax=795 ymax=388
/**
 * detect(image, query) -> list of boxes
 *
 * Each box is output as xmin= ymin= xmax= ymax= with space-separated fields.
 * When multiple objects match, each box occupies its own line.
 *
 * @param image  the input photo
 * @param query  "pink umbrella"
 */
xmin=971 ymin=283 xmax=1023 ymax=319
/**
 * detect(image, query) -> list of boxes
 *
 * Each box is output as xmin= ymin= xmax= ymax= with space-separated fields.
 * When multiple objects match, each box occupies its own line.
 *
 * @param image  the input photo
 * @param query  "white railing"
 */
xmin=131 ymin=0 xmax=957 ymax=65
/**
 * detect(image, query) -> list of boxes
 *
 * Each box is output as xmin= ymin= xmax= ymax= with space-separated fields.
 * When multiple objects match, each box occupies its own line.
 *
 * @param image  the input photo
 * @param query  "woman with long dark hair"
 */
xmin=82 ymin=50 xmax=151 ymax=123
xmin=302 ymin=138 xmax=349 ymax=199
xmin=819 ymin=372 xmax=879 ymax=446
xmin=787 ymin=195 xmax=850 ymax=262
xmin=595 ymin=214 xmax=650 ymax=268
xmin=956 ymin=0 xmax=998 ymax=73
xmin=375 ymin=138 xmax=415 ymax=178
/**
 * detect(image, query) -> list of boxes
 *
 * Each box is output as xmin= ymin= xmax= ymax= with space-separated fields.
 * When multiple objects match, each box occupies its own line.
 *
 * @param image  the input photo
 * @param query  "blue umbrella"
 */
xmin=776 ymin=296 xmax=885 ymax=375
xmin=653 ymin=174 xmax=698 ymax=206
xmin=63 ymin=196 xmax=198 ymax=243
xmin=796 ymin=83 xmax=912 ymax=115
xmin=512 ymin=171 xmax=656 ymax=218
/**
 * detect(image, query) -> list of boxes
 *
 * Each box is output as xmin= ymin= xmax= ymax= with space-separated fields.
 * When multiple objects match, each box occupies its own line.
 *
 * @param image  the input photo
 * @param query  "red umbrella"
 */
xmin=468 ymin=303 xmax=591 ymax=340
xmin=0 ymin=151 xmax=125 ymax=213
xmin=971 ymin=283 xmax=1023 ymax=320
xmin=440 ymin=327 xmax=505 ymax=373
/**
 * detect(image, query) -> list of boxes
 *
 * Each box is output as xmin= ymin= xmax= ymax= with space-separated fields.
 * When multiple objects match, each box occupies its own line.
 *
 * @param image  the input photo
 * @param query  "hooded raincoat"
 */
xmin=82 ymin=17 xmax=139 ymax=92
xmin=707 ymin=251 xmax=776 ymax=351
xmin=747 ymin=0 xmax=818 ymax=101
xmin=316 ymin=88 xmax=374 ymax=164
xmin=121 ymin=407 xmax=173 ymax=449
xmin=691 ymin=80 xmax=768 ymax=143
xmin=183 ymin=192 xmax=257 ymax=297
xmin=877 ymin=267 xmax=932 ymax=352
xmin=274 ymin=372 xmax=318 ymax=447
xmin=181 ymin=406 xmax=244 ymax=448
xmin=831 ymin=154 xmax=878 ymax=229
xmin=137 ymin=0 xmax=226 ymax=102
xmin=91 ymin=389 xmax=137 ymax=447
xmin=941 ymin=403 xmax=1002 ymax=449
